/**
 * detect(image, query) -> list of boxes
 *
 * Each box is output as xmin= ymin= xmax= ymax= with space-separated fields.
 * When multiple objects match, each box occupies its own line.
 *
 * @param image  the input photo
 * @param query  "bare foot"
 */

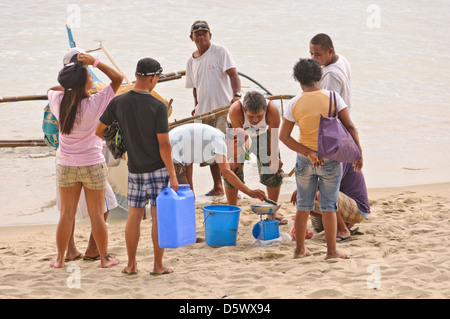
xmin=325 ymin=252 xmax=350 ymax=260
xmin=101 ymin=256 xmax=121 ymax=268
xmin=65 ymin=253 xmax=83 ymax=262
xmin=205 ymin=188 xmax=224 ymax=196
xmin=122 ymin=267 xmax=138 ymax=275
xmin=150 ymin=267 xmax=174 ymax=275
xmin=50 ymin=261 xmax=64 ymax=269
xmin=272 ymin=214 xmax=288 ymax=225
xmin=336 ymin=229 xmax=351 ymax=240
xmin=294 ymin=248 xmax=312 ymax=259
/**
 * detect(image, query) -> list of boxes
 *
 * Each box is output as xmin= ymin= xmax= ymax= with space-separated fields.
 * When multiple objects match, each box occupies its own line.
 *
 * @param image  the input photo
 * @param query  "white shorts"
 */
xmin=56 ymin=182 xmax=118 ymax=218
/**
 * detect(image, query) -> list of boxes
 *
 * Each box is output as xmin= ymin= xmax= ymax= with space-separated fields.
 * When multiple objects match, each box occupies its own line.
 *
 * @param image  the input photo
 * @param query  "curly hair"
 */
xmin=292 ymin=58 xmax=322 ymax=86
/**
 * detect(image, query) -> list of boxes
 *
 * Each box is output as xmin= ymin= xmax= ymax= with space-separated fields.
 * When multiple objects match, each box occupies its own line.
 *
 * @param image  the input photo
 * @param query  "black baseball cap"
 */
xmin=57 ymin=61 xmax=86 ymax=90
xmin=135 ymin=58 xmax=165 ymax=77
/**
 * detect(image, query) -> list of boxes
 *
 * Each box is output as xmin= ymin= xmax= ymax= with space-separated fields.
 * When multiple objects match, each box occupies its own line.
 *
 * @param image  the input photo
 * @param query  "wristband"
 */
xmin=93 ymin=58 xmax=100 ymax=68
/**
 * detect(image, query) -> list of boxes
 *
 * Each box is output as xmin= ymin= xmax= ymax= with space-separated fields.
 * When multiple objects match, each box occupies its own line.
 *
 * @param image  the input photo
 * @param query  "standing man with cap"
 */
xmin=185 ymin=20 xmax=241 ymax=196
xmin=96 ymin=58 xmax=179 ymax=276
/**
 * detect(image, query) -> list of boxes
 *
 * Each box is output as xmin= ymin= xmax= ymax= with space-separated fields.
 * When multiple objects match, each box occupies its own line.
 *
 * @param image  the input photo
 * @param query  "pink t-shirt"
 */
xmin=48 ymin=84 xmax=115 ymax=166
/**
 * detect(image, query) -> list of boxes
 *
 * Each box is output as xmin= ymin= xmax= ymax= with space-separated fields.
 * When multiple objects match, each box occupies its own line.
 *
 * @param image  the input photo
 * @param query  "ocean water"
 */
xmin=1 ymin=0 xmax=449 ymax=226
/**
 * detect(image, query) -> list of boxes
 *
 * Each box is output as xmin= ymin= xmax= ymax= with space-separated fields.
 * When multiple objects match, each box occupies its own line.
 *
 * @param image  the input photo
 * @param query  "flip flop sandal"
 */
xmin=150 ymin=267 xmax=173 ymax=276
xmin=83 ymin=253 xmax=112 ymax=261
xmin=83 ymin=254 xmax=100 ymax=261
xmin=122 ymin=267 xmax=138 ymax=276
xmin=65 ymin=253 xmax=83 ymax=262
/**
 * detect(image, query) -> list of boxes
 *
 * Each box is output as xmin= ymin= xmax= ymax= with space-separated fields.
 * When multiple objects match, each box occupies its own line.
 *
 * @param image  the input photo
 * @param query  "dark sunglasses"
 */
xmin=192 ymin=23 xmax=209 ymax=32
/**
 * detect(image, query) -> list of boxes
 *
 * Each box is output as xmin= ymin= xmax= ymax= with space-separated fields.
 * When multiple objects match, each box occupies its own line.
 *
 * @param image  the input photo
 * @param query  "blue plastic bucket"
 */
xmin=203 ymin=205 xmax=241 ymax=247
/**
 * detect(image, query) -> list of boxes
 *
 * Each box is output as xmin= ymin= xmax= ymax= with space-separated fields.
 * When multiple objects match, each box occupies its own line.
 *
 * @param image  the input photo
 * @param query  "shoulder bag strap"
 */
xmin=327 ymin=91 xmax=333 ymax=117
xmin=333 ymin=92 xmax=338 ymax=118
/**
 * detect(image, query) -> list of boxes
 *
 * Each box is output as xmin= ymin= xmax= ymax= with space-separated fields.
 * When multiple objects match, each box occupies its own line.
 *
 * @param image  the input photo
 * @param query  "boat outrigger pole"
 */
xmin=238 ymin=72 xmax=272 ymax=96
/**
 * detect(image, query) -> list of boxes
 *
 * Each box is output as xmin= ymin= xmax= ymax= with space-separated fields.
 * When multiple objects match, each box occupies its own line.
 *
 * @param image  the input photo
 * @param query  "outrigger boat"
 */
xmin=0 ymin=26 xmax=294 ymax=209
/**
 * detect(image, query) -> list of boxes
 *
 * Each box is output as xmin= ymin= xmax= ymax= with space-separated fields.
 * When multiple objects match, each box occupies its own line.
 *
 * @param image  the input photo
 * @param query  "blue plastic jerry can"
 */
xmin=156 ymin=185 xmax=196 ymax=248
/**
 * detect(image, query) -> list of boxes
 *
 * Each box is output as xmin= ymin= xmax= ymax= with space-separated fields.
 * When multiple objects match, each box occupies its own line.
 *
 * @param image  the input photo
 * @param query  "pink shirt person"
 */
xmin=48 ymin=84 xmax=115 ymax=166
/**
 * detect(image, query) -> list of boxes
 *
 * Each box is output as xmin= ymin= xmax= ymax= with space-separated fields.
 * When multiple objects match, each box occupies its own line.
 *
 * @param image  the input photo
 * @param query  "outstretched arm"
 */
xmin=217 ymin=155 xmax=266 ymax=201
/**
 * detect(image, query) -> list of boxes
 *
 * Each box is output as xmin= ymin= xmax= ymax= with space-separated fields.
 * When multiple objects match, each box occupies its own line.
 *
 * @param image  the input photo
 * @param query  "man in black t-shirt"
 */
xmin=96 ymin=58 xmax=178 ymax=276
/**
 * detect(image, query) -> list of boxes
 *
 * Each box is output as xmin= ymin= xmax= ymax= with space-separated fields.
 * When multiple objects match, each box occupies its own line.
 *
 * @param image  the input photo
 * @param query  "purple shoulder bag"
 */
xmin=317 ymin=92 xmax=361 ymax=163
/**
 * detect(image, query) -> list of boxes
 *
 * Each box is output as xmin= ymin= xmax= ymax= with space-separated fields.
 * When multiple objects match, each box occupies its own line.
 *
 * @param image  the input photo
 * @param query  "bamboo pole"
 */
xmin=167 ymin=93 xmax=293 ymax=129
xmin=168 ymin=105 xmax=231 ymax=128
xmin=0 ymin=71 xmax=186 ymax=104
xmin=0 ymin=93 xmax=292 ymax=146
xmin=0 ymin=139 xmax=47 ymax=148
xmin=0 ymin=86 xmax=286 ymax=105
xmin=169 ymin=108 xmax=231 ymax=130
xmin=0 ymin=95 xmax=48 ymax=103
xmin=157 ymin=74 xmax=183 ymax=83
xmin=100 ymin=42 xmax=132 ymax=85
xmin=265 ymin=94 xmax=295 ymax=101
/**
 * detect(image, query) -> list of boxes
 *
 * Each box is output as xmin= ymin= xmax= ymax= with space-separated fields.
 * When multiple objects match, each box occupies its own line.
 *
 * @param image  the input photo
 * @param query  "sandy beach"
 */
xmin=1 ymin=178 xmax=449 ymax=299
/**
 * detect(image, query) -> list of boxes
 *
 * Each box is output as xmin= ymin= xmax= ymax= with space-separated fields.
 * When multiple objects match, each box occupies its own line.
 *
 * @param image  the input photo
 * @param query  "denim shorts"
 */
xmin=294 ymin=154 xmax=342 ymax=212
xmin=127 ymin=168 xmax=169 ymax=207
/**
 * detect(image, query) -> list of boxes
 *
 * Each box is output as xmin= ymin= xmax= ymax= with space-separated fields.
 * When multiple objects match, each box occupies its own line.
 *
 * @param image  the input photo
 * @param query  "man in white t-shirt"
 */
xmin=309 ymin=33 xmax=352 ymax=114
xmin=185 ymin=20 xmax=242 ymax=196
xmin=310 ymin=34 xmax=371 ymax=242
xmin=169 ymin=123 xmax=266 ymax=203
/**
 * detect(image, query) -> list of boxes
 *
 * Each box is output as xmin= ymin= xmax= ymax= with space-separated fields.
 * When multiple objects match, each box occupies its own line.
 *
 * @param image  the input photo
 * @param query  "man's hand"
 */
xmin=170 ymin=175 xmax=179 ymax=193
xmin=249 ymin=189 xmax=267 ymax=202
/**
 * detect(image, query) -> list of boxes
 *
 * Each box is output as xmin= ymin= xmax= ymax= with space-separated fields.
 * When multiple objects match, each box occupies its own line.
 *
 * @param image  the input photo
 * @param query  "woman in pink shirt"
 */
xmin=48 ymin=53 xmax=123 ymax=269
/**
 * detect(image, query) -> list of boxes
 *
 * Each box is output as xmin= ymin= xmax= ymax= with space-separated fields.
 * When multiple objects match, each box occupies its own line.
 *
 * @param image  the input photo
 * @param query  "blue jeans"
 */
xmin=295 ymin=154 xmax=342 ymax=212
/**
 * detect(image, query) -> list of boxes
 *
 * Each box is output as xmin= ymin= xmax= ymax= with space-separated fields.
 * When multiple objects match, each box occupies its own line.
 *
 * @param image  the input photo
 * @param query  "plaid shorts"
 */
xmin=57 ymin=163 xmax=108 ymax=190
xmin=127 ymin=168 xmax=170 ymax=207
